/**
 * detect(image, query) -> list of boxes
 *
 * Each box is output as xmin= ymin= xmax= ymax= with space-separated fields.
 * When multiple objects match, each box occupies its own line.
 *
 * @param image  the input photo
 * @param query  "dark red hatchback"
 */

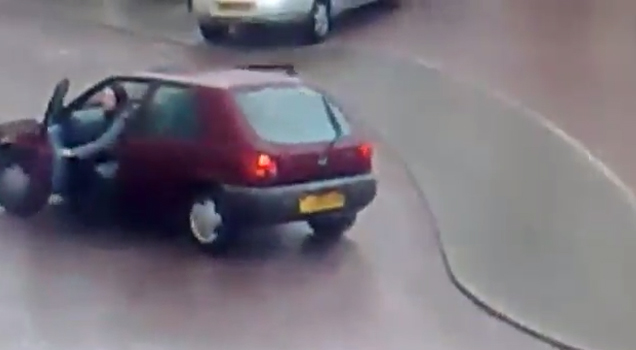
xmin=0 ymin=64 xmax=377 ymax=251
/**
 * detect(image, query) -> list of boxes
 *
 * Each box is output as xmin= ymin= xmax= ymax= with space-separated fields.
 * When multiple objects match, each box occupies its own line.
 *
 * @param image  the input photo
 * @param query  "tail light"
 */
xmin=357 ymin=142 xmax=373 ymax=160
xmin=252 ymin=153 xmax=278 ymax=179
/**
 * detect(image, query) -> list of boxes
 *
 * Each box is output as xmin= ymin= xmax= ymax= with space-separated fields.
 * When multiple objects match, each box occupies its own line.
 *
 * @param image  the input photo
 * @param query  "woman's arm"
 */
xmin=70 ymin=105 xmax=136 ymax=159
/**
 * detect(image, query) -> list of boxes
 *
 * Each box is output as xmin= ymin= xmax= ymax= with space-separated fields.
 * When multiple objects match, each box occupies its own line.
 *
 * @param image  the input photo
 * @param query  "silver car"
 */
xmin=191 ymin=0 xmax=399 ymax=44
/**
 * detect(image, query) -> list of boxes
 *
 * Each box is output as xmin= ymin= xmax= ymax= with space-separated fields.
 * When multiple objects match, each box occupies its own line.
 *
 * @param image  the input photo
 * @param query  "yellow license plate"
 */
xmin=217 ymin=2 xmax=253 ymax=11
xmin=299 ymin=191 xmax=345 ymax=214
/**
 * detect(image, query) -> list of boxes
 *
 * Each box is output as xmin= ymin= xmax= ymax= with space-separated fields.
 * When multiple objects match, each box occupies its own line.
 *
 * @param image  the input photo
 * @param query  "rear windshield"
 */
xmin=233 ymin=85 xmax=351 ymax=144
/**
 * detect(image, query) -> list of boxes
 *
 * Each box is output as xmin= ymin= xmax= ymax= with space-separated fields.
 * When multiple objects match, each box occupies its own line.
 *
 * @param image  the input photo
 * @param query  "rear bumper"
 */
xmin=199 ymin=11 xmax=309 ymax=25
xmin=193 ymin=0 xmax=314 ymax=24
xmin=220 ymin=174 xmax=377 ymax=224
xmin=195 ymin=3 xmax=311 ymax=25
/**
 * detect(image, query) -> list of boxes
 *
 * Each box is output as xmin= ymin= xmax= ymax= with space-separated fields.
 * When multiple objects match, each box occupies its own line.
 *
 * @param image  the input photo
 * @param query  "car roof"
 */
xmin=128 ymin=66 xmax=303 ymax=89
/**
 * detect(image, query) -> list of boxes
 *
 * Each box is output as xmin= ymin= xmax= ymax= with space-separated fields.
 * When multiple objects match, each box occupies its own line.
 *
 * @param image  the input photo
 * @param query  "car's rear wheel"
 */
xmin=308 ymin=212 xmax=357 ymax=241
xmin=198 ymin=22 xmax=229 ymax=42
xmin=302 ymin=0 xmax=332 ymax=44
xmin=180 ymin=191 xmax=238 ymax=254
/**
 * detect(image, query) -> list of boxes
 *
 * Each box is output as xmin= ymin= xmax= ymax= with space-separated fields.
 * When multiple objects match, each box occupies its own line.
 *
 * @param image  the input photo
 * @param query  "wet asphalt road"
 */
xmin=0 ymin=3 xmax=552 ymax=350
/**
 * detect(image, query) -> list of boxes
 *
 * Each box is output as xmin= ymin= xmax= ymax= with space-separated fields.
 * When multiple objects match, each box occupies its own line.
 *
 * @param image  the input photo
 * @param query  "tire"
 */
xmin=198 ymin=22 xmax=229 ymax=42
xmin=178 ymin=190 xmax=238 ymax=254
xmin=308 ymin=212 xmax=357 ymax=241
xmin=0 ymin=149 xmax=48 ymax=218
xmin=302 ymin=1 xmax=332 ymax=45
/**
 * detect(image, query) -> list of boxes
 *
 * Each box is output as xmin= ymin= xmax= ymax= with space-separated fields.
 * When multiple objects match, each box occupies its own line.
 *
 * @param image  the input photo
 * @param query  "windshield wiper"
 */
xmin=321 ymin=95 xmax=343 ymax=158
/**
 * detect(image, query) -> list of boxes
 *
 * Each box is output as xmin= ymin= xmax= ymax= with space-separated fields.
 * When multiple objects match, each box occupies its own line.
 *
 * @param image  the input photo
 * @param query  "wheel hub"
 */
xmin=189 ymin=199 xmax=222 ymax=244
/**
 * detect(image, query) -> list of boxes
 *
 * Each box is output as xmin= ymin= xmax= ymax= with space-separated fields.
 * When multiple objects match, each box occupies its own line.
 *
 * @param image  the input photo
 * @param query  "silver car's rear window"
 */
xmin=233 ymin=85 xmax=351 ymax=144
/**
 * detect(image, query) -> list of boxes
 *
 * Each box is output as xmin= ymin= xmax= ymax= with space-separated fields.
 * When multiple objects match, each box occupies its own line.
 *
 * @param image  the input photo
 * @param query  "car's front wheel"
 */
xmin=198 ymin=22 xmax=229 ymax=42
xmin=308 ymin=212 xmax=357 ymax=241
xmin=181 ymin=191 xmax=238 ymax=254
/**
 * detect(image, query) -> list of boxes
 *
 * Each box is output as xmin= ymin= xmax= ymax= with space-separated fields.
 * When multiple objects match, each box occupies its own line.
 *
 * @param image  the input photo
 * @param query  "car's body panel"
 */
xmin=220 ymin=173 xmax=377 ymax=224
xmin=117 ymin=136 xmax=200 ymax=210
xmin=193 ymin=0 xmax=313 ymax=23
xmin=193 ymin=87 xmax=256 ymax=185
xmin=115 ymin=83 xmax=207 ymax=210
xmin=116 ymin=84 xmax=251 ymax=210
xmin=193 ymin=0 xmax=377 ymax=24
xmin=128 ymin=69 xmax=301 ymax=90
xmin=0 ymin=119 xmax=41 ymax=143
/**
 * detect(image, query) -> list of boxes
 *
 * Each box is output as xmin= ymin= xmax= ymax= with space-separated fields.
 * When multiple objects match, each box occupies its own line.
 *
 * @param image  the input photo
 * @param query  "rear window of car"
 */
xmin=233 ymin=85 xmax=351 ymax=144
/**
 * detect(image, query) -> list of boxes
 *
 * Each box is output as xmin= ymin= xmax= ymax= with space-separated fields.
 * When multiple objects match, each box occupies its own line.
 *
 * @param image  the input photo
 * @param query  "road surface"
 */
xmin=0 ymin=2 xmax=552 ymax=350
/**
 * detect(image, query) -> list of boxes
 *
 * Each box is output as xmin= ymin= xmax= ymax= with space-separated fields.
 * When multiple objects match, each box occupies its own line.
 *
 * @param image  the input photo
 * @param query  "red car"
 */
xmin=0 ymin=64 xmax=377 ymax=250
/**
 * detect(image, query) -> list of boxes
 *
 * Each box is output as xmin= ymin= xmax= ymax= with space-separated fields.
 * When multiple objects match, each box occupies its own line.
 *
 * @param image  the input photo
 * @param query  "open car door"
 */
xmin=0 ymin=79 xmax=69 ymax=217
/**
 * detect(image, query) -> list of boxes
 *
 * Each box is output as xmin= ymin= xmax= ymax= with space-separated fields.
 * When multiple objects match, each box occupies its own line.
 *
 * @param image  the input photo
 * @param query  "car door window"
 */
xmin=134 ymin=85 xmax=199 ymax=140
xmin=67 ymin=80 xmax=151 ymax=125
xmin=74 ymin=80 xmax=150 ymax=110
xmin=63 ymin=80 xmax=152 ymax=146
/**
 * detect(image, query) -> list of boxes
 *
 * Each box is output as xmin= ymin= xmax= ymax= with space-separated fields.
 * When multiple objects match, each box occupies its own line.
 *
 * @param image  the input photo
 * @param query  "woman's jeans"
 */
xmin=47 ymin=124 xmax=119 ymax=196
xmin=47 ymin=125 xmax=67 ymax=194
